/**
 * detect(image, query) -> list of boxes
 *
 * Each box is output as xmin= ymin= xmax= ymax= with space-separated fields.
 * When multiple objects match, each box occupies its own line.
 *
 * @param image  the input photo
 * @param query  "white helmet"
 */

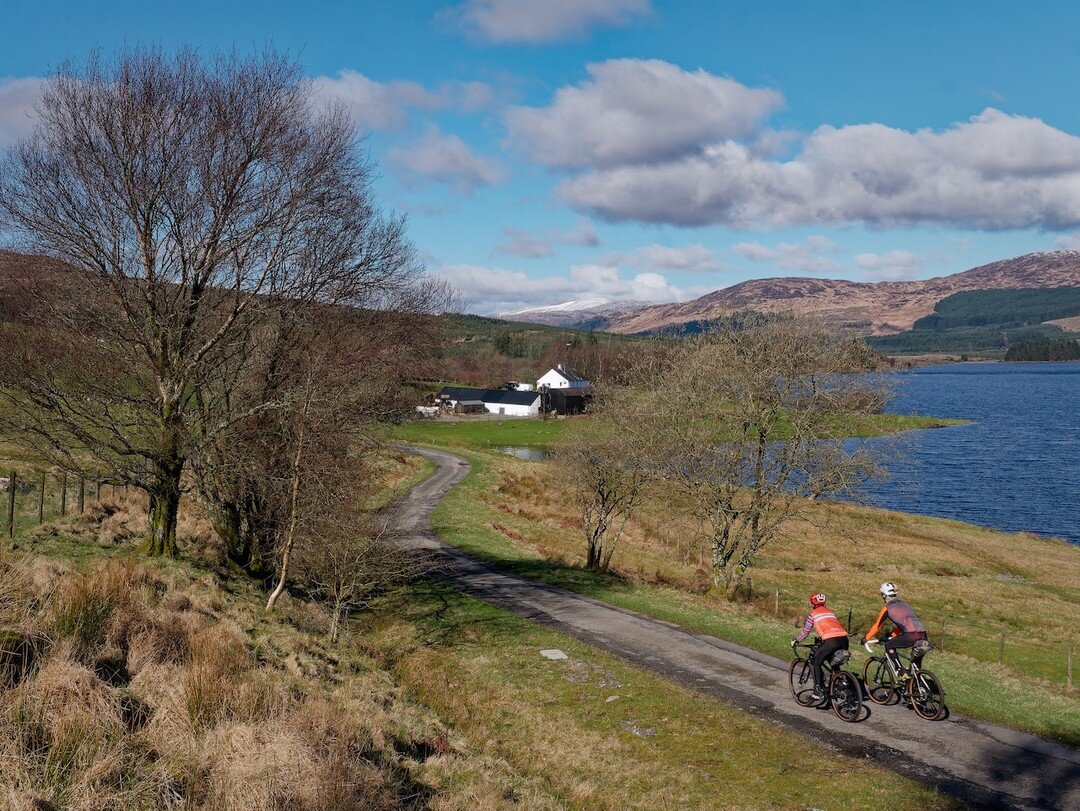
xmin=879 ymin=581 xmax=898 ymax=599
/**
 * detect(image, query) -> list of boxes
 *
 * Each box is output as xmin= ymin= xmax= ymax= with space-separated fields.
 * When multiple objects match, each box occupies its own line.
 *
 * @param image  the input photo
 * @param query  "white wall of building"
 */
xmin=484 ymin=399 xmax=540 ymax=417
xmin=537 ymin=369 xmax=589 ymax=390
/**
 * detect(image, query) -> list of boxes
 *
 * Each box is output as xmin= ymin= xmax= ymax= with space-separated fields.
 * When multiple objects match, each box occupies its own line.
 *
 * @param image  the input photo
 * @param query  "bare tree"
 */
xmin=558 ymin=350 xmax=670 ymax=569
xmin=293 ymin=517 xmax=407 ymax=642
xmin=647 ymin=318 xmax=889 ymax=591
xmin=0 ymin=47 xmax=429 ymax=557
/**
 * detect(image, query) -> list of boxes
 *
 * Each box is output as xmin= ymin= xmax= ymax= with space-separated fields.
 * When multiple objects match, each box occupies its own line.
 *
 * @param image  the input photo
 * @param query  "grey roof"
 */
xmin=439 ymin=386 xmax=540 ymax=406
xmin=553 ymin=365 xmax=588 ymax=382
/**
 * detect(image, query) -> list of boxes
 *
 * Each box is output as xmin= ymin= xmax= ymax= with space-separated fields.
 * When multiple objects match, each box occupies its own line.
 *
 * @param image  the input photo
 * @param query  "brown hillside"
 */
xmin=604 ymin=250 xmax=1080 ymax=335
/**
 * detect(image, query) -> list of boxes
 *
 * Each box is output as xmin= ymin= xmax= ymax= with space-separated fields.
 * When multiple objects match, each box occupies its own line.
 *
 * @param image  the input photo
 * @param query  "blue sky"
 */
xmin=4 ymin=1 xmax=1080 ymax=313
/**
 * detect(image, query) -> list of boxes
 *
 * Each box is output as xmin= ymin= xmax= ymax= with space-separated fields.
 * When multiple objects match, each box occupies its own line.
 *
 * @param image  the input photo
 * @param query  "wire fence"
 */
xmin=2 ymin=466 xmax=128 ymax=542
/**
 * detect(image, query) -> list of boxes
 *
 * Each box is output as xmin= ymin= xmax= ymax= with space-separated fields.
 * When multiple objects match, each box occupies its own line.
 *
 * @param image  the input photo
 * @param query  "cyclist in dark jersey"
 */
xmin=861 ymin=581 xmax=930 ymax=666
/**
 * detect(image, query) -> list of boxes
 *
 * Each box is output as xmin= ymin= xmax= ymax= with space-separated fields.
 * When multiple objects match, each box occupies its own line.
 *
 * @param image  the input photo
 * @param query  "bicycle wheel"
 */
xmin=862 ymin=656 xmax=897 ymax=705
xmin=788 ymin=658 xmax=816 ymax=706
xmin=908 ymin=669 xmax=946 ymax=720
xmin=829 ymin=671 xmax=863 ymax=722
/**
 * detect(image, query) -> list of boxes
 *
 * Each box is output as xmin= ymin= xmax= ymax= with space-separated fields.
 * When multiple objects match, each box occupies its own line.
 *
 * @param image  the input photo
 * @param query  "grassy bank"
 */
xmin=406 ymin=443 xmax=1080 ymax=747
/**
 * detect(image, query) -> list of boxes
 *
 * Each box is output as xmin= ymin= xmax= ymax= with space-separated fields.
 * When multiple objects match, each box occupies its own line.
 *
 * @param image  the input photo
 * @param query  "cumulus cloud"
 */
xmin=445 ymin=0 xmax=652 ymax=44
xmin=854 ymin=250 xmax=925 ymax=281
xmin=557 ymin=108 xmax=1080 ymax=230
xmin=494 ymin=219 xmax=600 ymax=257
xmin=0 ymin=77 xmax=44 ymax=148
xmin=733 ymin=235 xmax=843 ymax=273
xmin=505 ymin=59 xmax=782 ymax=168
xmin=312 ymin=70 xmax=494 ymax=130
xmin=432 ymin=261 xmax=686 ymax=313
xmin=389 ymin=127 xmax=505 ymax=194
xmin=604 ymin=243 xmax=725 ymax=272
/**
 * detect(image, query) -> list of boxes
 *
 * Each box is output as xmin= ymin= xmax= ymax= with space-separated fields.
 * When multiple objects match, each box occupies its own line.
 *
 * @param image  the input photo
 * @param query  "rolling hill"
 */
xmin=502 ymin=251 xmax=1080 ymax=336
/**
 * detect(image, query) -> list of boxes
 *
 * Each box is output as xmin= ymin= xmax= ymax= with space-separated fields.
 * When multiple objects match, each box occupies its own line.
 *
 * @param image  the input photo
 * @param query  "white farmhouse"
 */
xmin=536 ymin=364 xmax=591 ymax=415
xmin=536 ymin=364 xmax=590 ymax=390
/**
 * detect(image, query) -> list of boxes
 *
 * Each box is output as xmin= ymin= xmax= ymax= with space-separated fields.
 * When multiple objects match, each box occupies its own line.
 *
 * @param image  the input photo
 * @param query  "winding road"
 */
xmin=388 ymin=446 xmax=1080 ymax=810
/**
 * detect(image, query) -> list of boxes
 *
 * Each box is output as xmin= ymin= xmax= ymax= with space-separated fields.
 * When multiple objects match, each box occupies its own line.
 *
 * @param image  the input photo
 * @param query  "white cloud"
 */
xmin=389 ymin=127 xmax=505 ymax=194
xmin=1053 ymin=233 xmax=1080 ymax=250
xmin=604 ymin=243 xmax=725 ymax=272
xmin=432 ymin=261 xmax=687 ymax=313
xmin=312 ymin=70 xmax=495 ymax=130
xmin=505 ymin=59 xmax=782 ymax=168
xmin=494 ymin=219 xmax=600 ymax=257
xmin=558 ymin=109 xmax=1080 ymax=230
xmin=0 ymin=77 xmax=44 ymax=149
xmin=854 ymin=250 xmax=924 ymax=281
xmin=733 ymin=235 xmax=843 ymax=273
xmin=445 ymin=0 xmax=652 ymax=44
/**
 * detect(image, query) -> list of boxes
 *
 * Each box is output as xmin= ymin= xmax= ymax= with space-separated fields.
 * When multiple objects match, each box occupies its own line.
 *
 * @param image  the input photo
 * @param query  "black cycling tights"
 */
xmin=885 ymin=632 xmax=928 ymax=667
xmin=811 ymin=637 xmax=848 ymax=690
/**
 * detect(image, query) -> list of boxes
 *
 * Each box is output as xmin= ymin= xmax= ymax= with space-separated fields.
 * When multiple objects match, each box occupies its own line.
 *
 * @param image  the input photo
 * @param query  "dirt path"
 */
xmin=388 ymin=446 xmax=1080 ymax=810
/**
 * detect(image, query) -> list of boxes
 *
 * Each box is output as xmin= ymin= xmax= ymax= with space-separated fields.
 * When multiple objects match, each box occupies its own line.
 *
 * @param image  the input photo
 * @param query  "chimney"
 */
xmin=557 ymin=363 xmax=564 ymax=371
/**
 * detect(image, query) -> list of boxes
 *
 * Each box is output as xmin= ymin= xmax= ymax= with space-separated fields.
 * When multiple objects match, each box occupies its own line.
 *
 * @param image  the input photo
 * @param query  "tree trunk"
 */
xmin=266 ymin=421 xmax=306 ymax=610
xmin=147 ymin=481 xmax=181 ymax=557
xmin=329 ymin=606 xmax=342 ymax=643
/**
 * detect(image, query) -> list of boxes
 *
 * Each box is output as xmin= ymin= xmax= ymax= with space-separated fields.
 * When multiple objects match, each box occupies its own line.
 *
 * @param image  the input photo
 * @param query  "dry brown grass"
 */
xmin=0 ymin=551 xmax=553 ymax=810
xmin=481 ymin=454 xmax=1080 ymax=679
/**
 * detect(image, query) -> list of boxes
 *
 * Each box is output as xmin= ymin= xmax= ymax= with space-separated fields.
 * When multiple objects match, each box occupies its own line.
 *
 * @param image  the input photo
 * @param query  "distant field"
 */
xmin=388 ymin=411 xmax=967 ymax=450
xmin=1045 ymin=314 xmax=1080 ymax=332
xmin=388 ymin=418 xmax=571 ymax=449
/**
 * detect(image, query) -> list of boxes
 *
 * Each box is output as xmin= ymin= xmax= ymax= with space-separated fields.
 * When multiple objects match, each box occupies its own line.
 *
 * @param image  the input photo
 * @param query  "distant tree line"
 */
xmin=912 ymin=287 xmax=1080 ymax=331
xmin=1004 ymin=337 xmax=1080 ymax=361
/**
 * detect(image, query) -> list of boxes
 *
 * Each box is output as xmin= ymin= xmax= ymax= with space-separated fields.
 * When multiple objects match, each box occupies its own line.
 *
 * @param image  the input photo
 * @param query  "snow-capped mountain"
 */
xmin=498 ymin=298 xmax=649 ymax=327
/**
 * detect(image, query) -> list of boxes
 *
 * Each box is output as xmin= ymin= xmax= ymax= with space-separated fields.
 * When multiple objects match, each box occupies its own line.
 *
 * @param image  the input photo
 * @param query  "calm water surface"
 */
xmin=859 ymin=362 xmax=1080 ymax=544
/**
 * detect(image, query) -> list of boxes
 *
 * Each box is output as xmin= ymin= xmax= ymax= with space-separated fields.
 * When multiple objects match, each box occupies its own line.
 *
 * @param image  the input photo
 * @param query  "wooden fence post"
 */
xmin=38 ymin=471 xmax=46 ymax=524
xmin=60 ymin=471 xmax=68 ymax=516
xmin=998 ymin=632 xmax=1005 ymax=665
xmin=95 ymin=477 xmax=101 ymax=501
xmin=5 ymin=470 xmax=15 ymax=539
xmin=77 ymin=476 xmax=85 ymax=514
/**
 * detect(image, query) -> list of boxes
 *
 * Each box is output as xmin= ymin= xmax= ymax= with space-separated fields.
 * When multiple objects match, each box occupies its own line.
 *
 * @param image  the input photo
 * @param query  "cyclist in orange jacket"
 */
xmin=861 ymin=581 xmax=930 ymax=668
xmin=791 ymin=592 xmax=849 ymax=702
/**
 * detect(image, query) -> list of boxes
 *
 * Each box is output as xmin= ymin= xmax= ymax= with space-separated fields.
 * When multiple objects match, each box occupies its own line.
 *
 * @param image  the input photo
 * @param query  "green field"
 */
xmin=388 ymin=411 xmax=967 ymax=451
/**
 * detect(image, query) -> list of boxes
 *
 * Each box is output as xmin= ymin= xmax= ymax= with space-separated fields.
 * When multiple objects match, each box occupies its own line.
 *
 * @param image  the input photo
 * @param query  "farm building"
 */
xmin=438 ymin=386 xmax=542 ymax=417
xmin=537 ymin=364 xmax=590 ymax=390
xmin=536 ymin=364 xmax=591 ymax=415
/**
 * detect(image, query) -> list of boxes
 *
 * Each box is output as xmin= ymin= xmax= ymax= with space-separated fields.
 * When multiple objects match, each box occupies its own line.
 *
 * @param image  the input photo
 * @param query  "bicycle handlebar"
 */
xmin=863 ymin=639 xmax=879 ymax=653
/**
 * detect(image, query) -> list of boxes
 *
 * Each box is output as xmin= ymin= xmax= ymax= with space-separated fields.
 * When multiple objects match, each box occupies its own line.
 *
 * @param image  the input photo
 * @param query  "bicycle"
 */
xmin=789 ymin=639 xmax=864 ymax=722
xmin=861 ymin=638 xmax=947 ymax=720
